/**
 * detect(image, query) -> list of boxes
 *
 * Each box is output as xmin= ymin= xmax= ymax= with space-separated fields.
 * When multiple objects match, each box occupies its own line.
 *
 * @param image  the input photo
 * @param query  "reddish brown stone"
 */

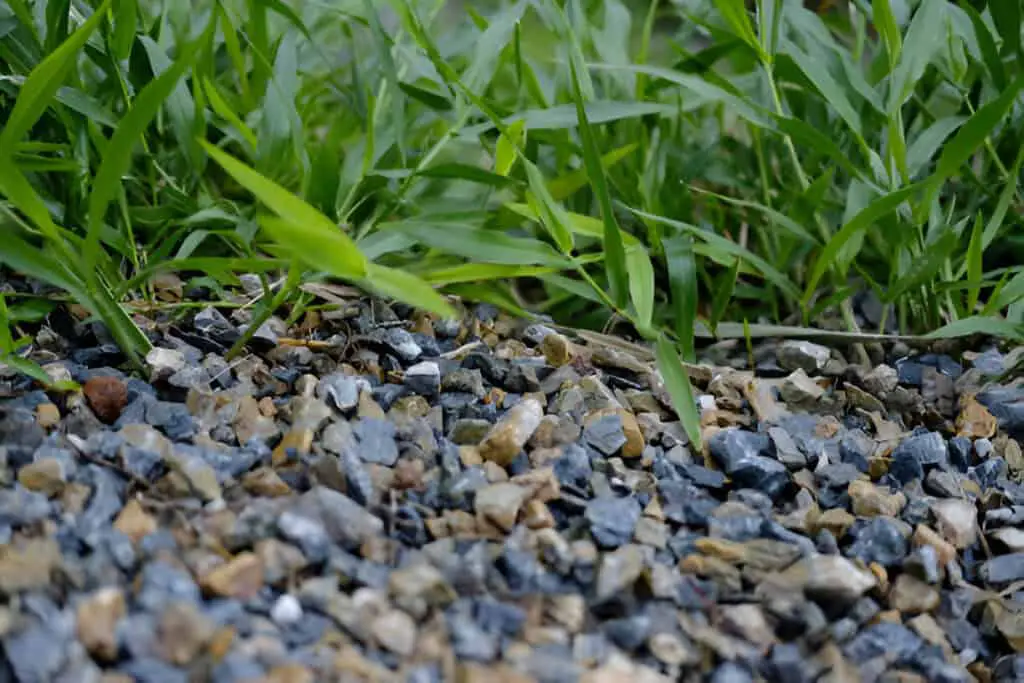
xmin=83 ymin=376 xmax=128 ymax=424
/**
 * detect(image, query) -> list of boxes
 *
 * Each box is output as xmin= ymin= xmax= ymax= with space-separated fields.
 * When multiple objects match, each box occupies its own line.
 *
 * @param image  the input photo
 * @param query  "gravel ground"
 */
xmin=1 ymin=287 xmax=1023 ymax=682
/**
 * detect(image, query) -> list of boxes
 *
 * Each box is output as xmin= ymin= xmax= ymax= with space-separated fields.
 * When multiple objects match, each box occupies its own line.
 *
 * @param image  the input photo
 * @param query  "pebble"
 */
xmin=83 ymin=376 xmax=128 ymax=424
xmin=479 ymin=398 xmax=543 ymax=467
xmin=0 ymin=293 xmax=1022 ymax=680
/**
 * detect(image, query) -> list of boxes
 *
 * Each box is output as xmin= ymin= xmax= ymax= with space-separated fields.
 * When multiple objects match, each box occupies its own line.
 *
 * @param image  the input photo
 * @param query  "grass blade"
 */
xmin=664 ymin=235 xmax=699 ymax=362
xmin=381 ymin=221 xmax=570 ymax=267
xmin=85 ymin=36 xmax=202 ymax=273
xmin=803 ymin=182 xmax=924 ymax=305
xmin=655 ymin=335 xmax=703 ymax=451
xmin=201 ymin=141 xmax=367 ymax=279
xmin=569 ymin=53 xmax=628 ymax=308
xmin=966 ymin=213 xmax=983 ymax=313
xmin=0 ymin=0 xmax=111 ymax=164
xmin=364 ymin=263 xmax=455 ymax=318
xmin=625 ymin=246 xmax=656 ymax=335
xmin=932 ymin=76 xmax=1024 ymax=185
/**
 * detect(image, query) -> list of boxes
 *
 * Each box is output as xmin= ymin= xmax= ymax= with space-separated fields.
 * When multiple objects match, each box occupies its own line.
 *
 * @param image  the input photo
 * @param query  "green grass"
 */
xmin=1 ymin=0 xmax=1023 ymax=447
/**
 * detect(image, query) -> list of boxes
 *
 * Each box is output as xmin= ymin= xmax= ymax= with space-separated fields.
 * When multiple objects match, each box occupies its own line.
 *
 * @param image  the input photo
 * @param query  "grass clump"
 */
xmin=1 ymin=0 xmax=1023 ymax=445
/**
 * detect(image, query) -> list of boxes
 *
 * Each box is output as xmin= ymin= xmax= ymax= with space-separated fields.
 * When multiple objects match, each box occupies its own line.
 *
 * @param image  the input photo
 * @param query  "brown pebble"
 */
xmin=522 ymin=500 xmax=555 ymax=529
xmin=242 ymin=467 xmax=292 ymax=497
xmin=76 ymin=587 xmax=125 ymax=662
xmin=35 ymin=403 xmax=61 ymax=429
xmin=393 ymin=458 xmax=425 ymax=490
xmin=17 ymin=458 xmax=66 ymax=497
xmin=200 ymin=552 xmax=264 ymax=599
xmin=258 ymin=396 xmax=278 ymax=417
xmin=113 ymin=499 xmax=158 ymax=544
xmin=83 ymin=376 xmax=128 ymax=424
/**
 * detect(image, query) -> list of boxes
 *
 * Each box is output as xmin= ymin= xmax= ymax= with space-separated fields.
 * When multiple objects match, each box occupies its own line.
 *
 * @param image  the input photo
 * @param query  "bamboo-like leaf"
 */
xmin=0 ymin=0 xmax=111 ymax=163
xmin=381 ymin=221 xmax=569 ymax=267
xmin=803 ymin=183 xmax=924 ymax=304
xmin=569 ymin=53 xmax=628 ymax=308
xmin=966 ymin=213 xmax=983 ymax=313
xmin=495 ymin=119 xmax=525 ymax=177
xmin=664 ymin=235 xmax=698 ymax=362
xmin=626 ymin=246 xmax=655 ymax=335
xmin=85 ymin=38 xmax=202 ymax=272
xmin=655 ymin=335 xmax=703 ymax=450
xmin=365 ymin=263 xmax=456 ymax=318
xmin=201 ymin=141 xmax=367 ymax=278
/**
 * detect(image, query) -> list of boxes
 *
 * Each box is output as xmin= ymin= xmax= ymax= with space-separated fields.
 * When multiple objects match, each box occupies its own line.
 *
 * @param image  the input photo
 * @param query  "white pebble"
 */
xmin=271 ymin=594 xmax=303 ymax=626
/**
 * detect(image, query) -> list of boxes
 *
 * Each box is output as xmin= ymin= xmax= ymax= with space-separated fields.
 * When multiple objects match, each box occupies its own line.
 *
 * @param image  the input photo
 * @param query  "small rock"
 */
xmin=17 ymin=457 xmax=66 ymax=496
xmin=76 ymin=587 xmax=125 ymax=662
xmin=541 ymin=332 xmax=573 ymax=367
xmin=35 ymin=403 xmax=60 ymax=429
xmin=200 ymin=552 xmax=264 ymax=599
xmin=113 ymin=499 xmax=158 ymax=544
xmin=596 ymin=544 xmax=644 ymax=601
xmin=979 ymin=553 xmax=1024 ymax=588
xmin=586 ymin=496 xmax=642 ymax=549
xmin=83 ymin=376 xmax=128 ymax=424
xmin=476 ymin=482 xmax=529 ymax=532
xmin=889 ymin=573 xmax=939 ymax=614
xmin=479 ymin=399 xmax=543 ymax=467
xmin=931 ymin=498 xmax=977 ymax=549
xmin=146 ymin=347 xmax=187 ymax=382
xmin=270 ymin=594 xmax=303 ymax=626
xmin=405 ymin=361 xmax=441 ymax=397
xmin=777 ymin=341 xmax=830 ymax=373
xmin=781 ymin=555 xmax=876 ymax=603
xmin=849 ymin=480 xmax=905 ymax=517
xmin=371 ymin=609 xmax=417 ymax=656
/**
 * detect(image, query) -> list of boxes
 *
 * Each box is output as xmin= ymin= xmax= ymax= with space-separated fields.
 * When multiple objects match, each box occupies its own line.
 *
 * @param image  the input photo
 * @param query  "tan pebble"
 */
xmin=242 ymin=467 xmax=292 ymax=497
xmin=113 ymin=499 xmax=157 ymax=544
xmin=522 ymin=500 xmax=555 ymax=529
xmin=157 ymin=601 xmax=214 ymax=665
xmin=201 ymin=553 xmax=264 ymax=599
xmin=540 ymin=333 xmax=573 ymax=367
xmin=913 ymin=524 xmax=957 ymax=566
xmin=459 ymin=446 xmax=483 ymax=467
xmin=931 ymin=498 xmax=977 ymax=549
xmin=478 ymin=399 xmax=543 ymax=467
xmin=889 ymin=573 xmax=939 ymax=614
xmin=272 ymin=428 xmax=313 ymax=466
xmin=265 ymin=663 xmax=315 ymax=683
xmin=17 ymin=458 xmax=65 ymax=497
xmin=76 ymin=587 xmax=125 ymax=662
xmin=956 ymin=395 xmax=997 ymax=439
xmin=258 ymin=396 xmax=278 ymax=417
xmin=393 ymin=458 xmax=425 ymax=490
xmin=35 ymin=403 xmax=60 ymax=429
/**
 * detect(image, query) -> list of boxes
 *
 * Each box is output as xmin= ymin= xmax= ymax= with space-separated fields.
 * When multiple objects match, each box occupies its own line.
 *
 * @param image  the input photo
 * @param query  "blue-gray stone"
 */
xmin=846 ymin=517 xmax=908 ymax=567
xmin=585 ymin=496 xmax=641 ymax=548
xmin=708 ymin=429 xmax=789 ymax=499
xmin=136 ymin=561 xmax=201 ymax=611
xmin=354 ymin=418 xmax=399 ymax=466
xmin=583 ymin=414 xmax=628 ymax=456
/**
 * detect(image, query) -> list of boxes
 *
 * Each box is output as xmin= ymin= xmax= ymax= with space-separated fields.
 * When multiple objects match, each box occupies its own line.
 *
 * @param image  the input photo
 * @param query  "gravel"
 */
xmin=0 ymin=293 xmax=1022 ymax=681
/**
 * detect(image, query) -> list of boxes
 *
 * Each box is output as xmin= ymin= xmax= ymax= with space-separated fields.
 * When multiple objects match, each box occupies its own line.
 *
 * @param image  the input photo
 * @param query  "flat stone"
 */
xmin=475 ymin=482 xmax=529 ymax=532
xmin=979 ymin=553 xmax=1024 ymax=588
xmin=371 ymin=609 xmax=417 ymax=656
xmin=708 ymin=429 xmax=789 ymax=500
xmin=889 ymin=573 xmax=939 ymax=614
xmin=354 ymin=418 xmax=399 ymax=466
xmin=849 ymin=480 xmax=905 ymax=517
xmin=596 ymin=544 xmax=644 ymax=601
xmin=777 ymin=341 xmax=830 ymax=373
xmin=586 ymin=496 xmax=642 ymax=549
xmin=76 ymin=587 xmax=125 ymax=662
xmin=405 ymin=361 xmax=441 ymax=397
xmin=295 ymin=486 xmax=383 ymax=549
xmin=17 ymin=457 xmax=67 ymax=496
xmin=113 ymin=499 xmax=158 ymax=543
xmin=479 ymin=398 xmax=543 ymax=467
xmin=779 ymin=555 xmax=876 ymax=603
xmin=200 ymin=552 xmax=264 ymax=599
xmin=931 ymin=498 xmax=977 ymax=549
xmin=0 ymin=537 xmax=61 ymax=593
